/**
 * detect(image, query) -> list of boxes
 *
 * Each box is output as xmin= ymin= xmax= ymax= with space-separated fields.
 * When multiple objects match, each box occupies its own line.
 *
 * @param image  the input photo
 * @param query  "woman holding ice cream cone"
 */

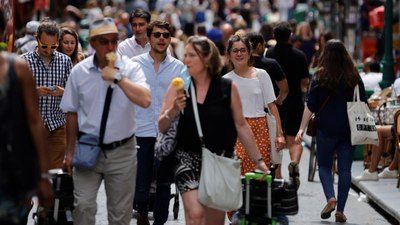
xmin=158 ymin=36 xmax=268 ymax=225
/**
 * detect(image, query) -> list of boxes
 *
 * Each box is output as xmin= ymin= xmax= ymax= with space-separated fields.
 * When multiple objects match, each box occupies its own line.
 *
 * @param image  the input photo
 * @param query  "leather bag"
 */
xmin=306 ymin=114 xmax=316 ymax=137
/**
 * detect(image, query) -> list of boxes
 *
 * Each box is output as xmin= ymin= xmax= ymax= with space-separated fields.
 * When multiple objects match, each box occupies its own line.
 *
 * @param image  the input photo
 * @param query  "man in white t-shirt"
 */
xmin=362 ymin=60 xmax=382 ymax=92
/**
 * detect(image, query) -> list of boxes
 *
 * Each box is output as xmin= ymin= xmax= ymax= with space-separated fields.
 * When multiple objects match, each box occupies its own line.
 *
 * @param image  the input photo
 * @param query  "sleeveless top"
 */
xmin=176 ymin=76 xmax=237 ymax=155
xmin=0 ymin=54 xmax=39 ymax=198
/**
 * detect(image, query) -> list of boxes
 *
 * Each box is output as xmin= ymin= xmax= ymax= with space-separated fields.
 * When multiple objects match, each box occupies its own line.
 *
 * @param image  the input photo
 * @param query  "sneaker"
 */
xmin=288 ymin=161 xmax=300 ymax=189
xmin=378 ymin=167 xmax=398 ymax=179
xmin=354 ymin=169 xmax=379 ymax=182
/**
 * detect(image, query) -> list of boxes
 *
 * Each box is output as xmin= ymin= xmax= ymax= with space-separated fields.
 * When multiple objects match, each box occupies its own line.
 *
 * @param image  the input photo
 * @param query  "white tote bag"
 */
xmin=190 ymin=82 xmax=242 ymax=211
xmin=347 ymin=85 xmax=378 ymax=145
xmin=266 ymin=113 xmax=282 ymax=164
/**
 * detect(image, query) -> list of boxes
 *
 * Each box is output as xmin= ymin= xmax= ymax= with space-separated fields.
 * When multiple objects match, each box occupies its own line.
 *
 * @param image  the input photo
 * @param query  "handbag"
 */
xmin=306 ymin=89 xmax=331 ymax=137
xmin=347 ymin=84 xmax=378 ymax=145
xmin=155 ymin=115 xmax=179 ymax=161
xmin=73 ymin=86 xmax=113 ymax=169
xmin=190 ymin=82 xmax=242 ymax=211
xmin=256 ymin=72 xmax=282 ymax=164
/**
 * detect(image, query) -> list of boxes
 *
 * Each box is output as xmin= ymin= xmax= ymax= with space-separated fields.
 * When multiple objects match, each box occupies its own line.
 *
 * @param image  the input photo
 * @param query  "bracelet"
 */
xmin=253 ymin=157 xmax=263 ymax=165
xmin=40 ymin=172 xmax=51 ymax=180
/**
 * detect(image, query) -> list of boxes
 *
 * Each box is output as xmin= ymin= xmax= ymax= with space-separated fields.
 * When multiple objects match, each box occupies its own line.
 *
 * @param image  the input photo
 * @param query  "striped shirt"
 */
xmin=21 ymin=49 xmax=72 ymax=131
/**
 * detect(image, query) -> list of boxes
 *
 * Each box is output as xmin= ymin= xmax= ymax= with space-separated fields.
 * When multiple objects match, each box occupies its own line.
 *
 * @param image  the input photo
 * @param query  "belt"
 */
xmin=102 ymin=134 xmax=134 ymax=150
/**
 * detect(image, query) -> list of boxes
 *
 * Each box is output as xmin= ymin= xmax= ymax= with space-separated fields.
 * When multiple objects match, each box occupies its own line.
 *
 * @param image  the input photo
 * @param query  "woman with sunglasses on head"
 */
xmin=158 ymin=36 xmax=268 ymax=225
xmin=57 ymin=27 xmax=85 ymax=66
xmin=224 ymin=33 xmax=285 ymax=176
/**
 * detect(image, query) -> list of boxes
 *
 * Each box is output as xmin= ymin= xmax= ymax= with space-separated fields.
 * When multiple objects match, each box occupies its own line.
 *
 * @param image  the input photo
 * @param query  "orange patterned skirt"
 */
xmin=235 ymin=117 xmax=271 ymax=175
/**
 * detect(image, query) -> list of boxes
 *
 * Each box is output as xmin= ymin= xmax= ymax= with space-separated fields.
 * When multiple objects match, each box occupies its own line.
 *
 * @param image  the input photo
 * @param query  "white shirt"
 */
xmin=60 ymin=54 xmax=149 ymax=144
xmin=362 ymin=72 xmax=383 ymax=91
xmin=224 ymin=68 xmax=275 ymax=118
xmin=117 ymin=36 xmax=151 ymax=59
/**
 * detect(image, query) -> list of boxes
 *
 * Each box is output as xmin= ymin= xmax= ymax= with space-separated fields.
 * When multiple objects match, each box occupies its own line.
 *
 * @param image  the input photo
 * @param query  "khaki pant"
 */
xmin=46 ymin=126 xmax=66 ymax=169
xmin=72 ymin=137 xmax=137 ymax=225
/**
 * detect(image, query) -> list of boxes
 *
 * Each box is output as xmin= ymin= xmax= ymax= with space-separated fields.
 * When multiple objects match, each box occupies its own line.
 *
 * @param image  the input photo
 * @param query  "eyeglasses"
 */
xmin=231 ymin=48 xmax=247 ymax=54
xmin=152 ymin=32 xmax=171 ymax=39
xmin=97 ymin=38 xmax=119 ymax=46
xmin=37 ymin=39 xmax=58 ymax=49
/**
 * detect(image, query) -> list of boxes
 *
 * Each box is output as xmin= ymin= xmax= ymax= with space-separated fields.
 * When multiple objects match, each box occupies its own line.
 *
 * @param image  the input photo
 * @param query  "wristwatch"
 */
xmin=113 ymin=72 xmax=123 ymax=84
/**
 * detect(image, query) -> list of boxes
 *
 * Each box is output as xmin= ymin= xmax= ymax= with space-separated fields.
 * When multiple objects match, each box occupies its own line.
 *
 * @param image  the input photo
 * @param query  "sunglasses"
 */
xmin=97 ymin=38 xmax=119 ymax=46
xmin=231 ymin=48 xmax=247 ymax=54
xmin=37 ymin=39 xmax=58 ymax=49
xmin=152 ymin=32 xmax=171 ymax=39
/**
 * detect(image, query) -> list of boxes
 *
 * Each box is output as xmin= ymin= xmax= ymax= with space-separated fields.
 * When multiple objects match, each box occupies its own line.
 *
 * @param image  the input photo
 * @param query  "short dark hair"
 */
xmin=369 ymin=61 xmax=381 ymax=73
xmin=146 ymin=20 xmax=173 ymax=37
xmin=36 ymin=17 xmax=60 ymax=39
xmin=129 ymin=8 xmax=151 ymax=24
xmin=247 ymin=32 xmax=264 ymax=50
xmin=273 ymin=21 xmax=291 ymax=43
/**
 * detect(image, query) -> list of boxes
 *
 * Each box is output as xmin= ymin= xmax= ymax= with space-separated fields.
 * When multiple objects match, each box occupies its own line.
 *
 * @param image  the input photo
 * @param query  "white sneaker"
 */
xmin=378 ymin=167 xmax=398 ymax=179
xmin=354 ymin=169 xmax=379 ymax=182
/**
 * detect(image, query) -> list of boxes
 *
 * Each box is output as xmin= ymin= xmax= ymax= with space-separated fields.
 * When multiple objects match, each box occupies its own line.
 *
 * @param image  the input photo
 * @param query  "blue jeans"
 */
xmin=135 ymin=137 xmax=174 ymax=225
xmin=316 ymin=131 xmax=355 ymax=212
xmin=134 ymin=137 xmax=156 ymax=214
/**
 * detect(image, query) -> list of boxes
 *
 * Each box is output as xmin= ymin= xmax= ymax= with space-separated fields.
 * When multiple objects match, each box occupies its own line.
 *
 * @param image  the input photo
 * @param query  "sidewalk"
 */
xmin=303 ymin=136 xmax=400 ymax=223
xmin=351 ymin=161 xmax=400 ymax=223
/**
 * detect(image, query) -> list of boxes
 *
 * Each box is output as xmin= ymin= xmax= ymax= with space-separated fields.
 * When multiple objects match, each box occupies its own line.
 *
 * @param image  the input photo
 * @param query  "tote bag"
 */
xmin=198 ymin=147 xmax=242 ymax=211
xmin=189 ymin=81 xmax=242 ymax=211
xmin=154 ymin=115 xmax=179 ymax=160
xmin=347 ymin=85 xmax=378 ymax=145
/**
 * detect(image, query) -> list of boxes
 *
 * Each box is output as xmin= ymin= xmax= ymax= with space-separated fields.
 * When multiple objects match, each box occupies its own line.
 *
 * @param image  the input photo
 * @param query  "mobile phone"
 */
xmin=49 ymin=86 xmax=56 ymax=91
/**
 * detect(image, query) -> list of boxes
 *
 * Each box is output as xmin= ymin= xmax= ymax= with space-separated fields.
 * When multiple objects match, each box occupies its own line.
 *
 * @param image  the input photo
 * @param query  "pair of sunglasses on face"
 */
xmin=37 ymin=39 xmax=58 ymax=49
xmin=152 ymin=32 xmax=171 ymax=39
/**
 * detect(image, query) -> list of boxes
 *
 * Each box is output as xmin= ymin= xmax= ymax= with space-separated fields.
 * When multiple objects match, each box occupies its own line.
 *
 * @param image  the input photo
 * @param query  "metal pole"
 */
xmin=379 ymin=0 xmax=395 ymax=89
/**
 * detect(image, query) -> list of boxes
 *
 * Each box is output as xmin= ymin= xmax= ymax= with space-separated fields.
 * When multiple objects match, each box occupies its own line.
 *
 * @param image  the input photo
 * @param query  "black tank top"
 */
xmin=176 ymin=76 xmax=237 ymax=155
xmin=0 ymin=54 xmax=39 ymax=196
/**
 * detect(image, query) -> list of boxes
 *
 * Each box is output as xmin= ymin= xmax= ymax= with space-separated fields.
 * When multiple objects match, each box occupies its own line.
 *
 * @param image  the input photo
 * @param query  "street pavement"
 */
xmin=28 ymin=144 xmax=395 ymax=225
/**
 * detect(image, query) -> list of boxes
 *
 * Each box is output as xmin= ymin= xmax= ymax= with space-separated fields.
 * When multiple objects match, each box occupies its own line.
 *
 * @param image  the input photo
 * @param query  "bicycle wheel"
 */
xmin=308 ymin=136 xmax=318 ymax=182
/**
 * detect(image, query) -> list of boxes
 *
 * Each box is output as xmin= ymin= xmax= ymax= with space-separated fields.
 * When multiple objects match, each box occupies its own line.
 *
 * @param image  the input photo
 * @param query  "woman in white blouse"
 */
xmin=224 ymin=33 xmax=285 ymax=175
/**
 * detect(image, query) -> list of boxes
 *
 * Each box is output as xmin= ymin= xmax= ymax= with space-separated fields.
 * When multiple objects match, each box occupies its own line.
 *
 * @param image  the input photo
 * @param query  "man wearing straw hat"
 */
xmin=60 ymin=17 xmax=151 ymax=225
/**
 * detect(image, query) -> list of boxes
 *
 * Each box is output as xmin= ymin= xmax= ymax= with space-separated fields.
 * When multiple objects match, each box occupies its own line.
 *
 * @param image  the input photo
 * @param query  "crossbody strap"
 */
xmin=99 ymin=86 xmax=113 ymax=146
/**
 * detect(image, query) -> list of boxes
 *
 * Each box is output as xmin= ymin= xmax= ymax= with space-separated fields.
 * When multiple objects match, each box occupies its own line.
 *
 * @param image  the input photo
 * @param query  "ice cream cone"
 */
xmin=172 ymin=77 xmax=184 ymax=95
xmin=106 ymin=52 xmax=117 ymax=68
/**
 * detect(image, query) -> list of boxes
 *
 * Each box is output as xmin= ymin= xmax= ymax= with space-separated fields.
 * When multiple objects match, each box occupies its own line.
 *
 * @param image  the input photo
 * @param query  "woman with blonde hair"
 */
xmin=158 ymin=36 xmax=268 ymax=225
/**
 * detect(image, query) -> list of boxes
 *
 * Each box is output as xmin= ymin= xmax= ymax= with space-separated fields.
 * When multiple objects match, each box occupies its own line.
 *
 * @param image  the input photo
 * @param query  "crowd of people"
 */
xmin=1 ymin=1 xmax=400 ymax=225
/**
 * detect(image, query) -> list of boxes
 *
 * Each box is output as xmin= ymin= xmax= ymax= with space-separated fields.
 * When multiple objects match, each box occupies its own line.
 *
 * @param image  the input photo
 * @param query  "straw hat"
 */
xmin=89 ymin=17 xmax=118 ymax=39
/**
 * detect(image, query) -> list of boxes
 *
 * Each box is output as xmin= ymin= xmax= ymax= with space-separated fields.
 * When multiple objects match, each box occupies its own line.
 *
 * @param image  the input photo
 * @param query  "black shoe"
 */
xmin=137 ymin=213 xmax=150 ymax=225
xmin=288 ymin=161 xmax=300 ymax=190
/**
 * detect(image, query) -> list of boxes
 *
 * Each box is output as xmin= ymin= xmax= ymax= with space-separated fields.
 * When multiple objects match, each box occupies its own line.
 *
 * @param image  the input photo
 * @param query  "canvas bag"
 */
xmin=347 ymin=85 xmax=378 ymax=145
xmin=190 ymin=82 xmax=242 ymax=211
xmin=256 ymin=72 xmax=282 ymax=164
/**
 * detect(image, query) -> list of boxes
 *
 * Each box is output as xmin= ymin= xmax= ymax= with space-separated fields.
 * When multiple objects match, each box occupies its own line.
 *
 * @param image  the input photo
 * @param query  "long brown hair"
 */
xmin=314 ymin=39 xmax=359 ymax=92
xmin=58 ymin=27 xmax=83 ymax=65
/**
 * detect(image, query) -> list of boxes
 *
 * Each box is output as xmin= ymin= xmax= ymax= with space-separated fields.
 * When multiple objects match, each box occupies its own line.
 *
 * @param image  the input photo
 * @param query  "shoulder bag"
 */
xmin=154 ymin=114 xmax=179 ymax=161
xmin=192 ymin=82 xmax=242 ymax=212
xmin=73 ymin=86 xmax=113 ymax=169
xmin=306 ymin=88 xmax=331 ymax=137
xmin=347 ymin=84 xmax=378 ymax=145
xmin=256 ymin=72 xmax=282 ymax=164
